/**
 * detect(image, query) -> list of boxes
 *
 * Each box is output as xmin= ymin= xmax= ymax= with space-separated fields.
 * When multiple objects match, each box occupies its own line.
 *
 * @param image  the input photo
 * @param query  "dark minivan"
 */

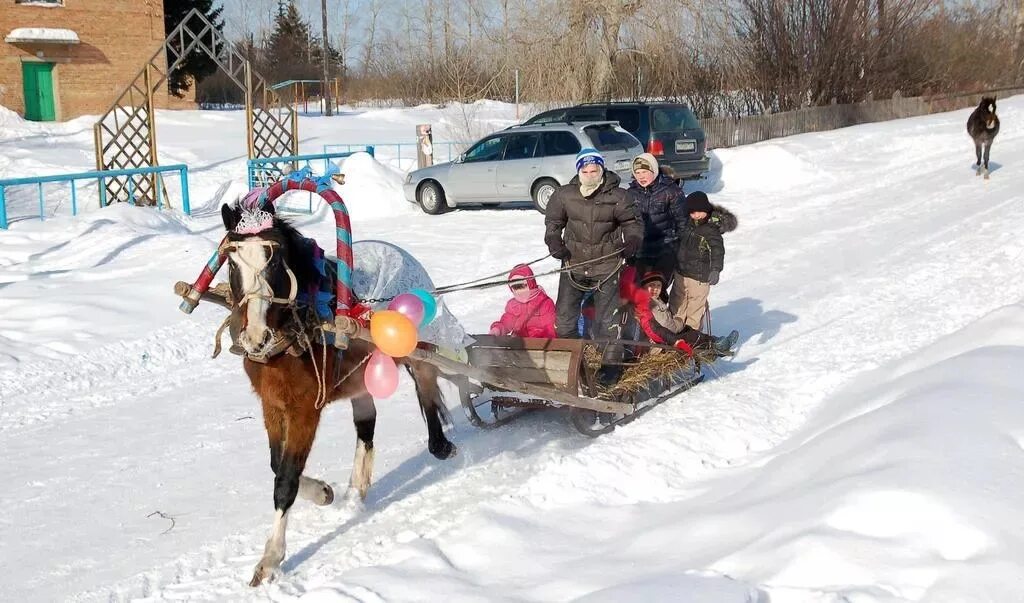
xmin=524 ymin=102 xmax=710 ymax=179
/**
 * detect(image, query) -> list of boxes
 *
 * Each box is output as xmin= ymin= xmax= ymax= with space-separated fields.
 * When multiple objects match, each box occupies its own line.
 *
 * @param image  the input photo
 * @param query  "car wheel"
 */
xmin=417 ymin=181 xmax=448 ymax=215
xmin=531 ymin=179 xmax=558 ymax=214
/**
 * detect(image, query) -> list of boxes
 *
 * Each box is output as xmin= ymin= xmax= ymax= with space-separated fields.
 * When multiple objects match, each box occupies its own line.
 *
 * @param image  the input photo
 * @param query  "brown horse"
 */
xmin=967 ymin=96 xmax=1000 ymax=179
xmin=219 ymin=201 xmax=457 ymax=587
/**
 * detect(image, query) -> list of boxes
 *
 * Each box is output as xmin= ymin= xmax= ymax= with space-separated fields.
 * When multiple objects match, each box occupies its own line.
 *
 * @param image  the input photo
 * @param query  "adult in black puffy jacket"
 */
xmin=627 ymin=153 xmax=686 ymax=285
xmin=544 ymin=148 xmax=643 ymax=347
xmin=670 ymin=191 xmax=738 ymax=330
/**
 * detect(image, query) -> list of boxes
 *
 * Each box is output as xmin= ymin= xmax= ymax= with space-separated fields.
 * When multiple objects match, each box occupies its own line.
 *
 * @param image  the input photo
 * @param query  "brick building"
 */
xmin=1 ymin=0 xmax=181 ymax=121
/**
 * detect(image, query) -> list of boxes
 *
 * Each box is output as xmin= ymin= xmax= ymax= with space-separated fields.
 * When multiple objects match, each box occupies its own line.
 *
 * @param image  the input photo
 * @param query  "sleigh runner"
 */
xmin=455 ymin=335 xmax=708 ymax=436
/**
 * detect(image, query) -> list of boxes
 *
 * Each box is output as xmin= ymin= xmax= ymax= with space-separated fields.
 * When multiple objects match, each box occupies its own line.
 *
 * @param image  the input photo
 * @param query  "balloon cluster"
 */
xmin=363 ymin=288 xmax=438 ymax=398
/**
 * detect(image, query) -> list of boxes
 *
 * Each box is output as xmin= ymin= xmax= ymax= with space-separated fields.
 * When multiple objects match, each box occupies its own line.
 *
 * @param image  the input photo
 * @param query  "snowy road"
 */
xmin=2 ymin=99 xmax=1023 ymax=601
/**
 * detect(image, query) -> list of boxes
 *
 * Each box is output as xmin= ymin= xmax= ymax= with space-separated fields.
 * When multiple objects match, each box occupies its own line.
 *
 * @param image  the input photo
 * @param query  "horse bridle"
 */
xmin=223 ymin=238 xmax=298 ymax=308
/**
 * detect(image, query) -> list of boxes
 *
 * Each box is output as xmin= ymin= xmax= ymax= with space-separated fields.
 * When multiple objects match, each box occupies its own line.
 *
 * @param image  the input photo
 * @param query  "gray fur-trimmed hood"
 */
xmin=709 ymin=204 xmax=738 ymax=234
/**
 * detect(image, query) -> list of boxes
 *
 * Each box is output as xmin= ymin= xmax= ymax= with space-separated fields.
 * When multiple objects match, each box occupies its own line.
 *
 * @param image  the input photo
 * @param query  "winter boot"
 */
xmin=712 ymin=330 xmax=739 ymax=356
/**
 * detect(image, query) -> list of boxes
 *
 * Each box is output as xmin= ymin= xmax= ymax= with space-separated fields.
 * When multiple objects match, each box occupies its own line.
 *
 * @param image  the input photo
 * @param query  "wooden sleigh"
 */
xmin=455 ymin=335 xmax=705 ymax=437
xmin=175 ymin=282 xmax=707 ymax=437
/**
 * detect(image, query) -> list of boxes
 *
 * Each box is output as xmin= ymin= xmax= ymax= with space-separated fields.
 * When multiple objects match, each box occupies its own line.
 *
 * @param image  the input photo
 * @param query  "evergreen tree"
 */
xmin=262 ymin=2 xmax=344 ymax=85
xmin=264 ymin=2 xmax=319 ymax=82
xmin=164 ymin=0 xmax=225 ymax=97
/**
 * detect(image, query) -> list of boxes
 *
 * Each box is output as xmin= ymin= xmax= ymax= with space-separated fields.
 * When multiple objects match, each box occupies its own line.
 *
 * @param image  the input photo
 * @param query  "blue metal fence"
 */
xmin=322 ymin=141 xmax=470 ymax=171
xmin=246 ymin=150 xmax=376 ymax=214
xmin=246 ymin=149 xmax=375 ymax=190
xmin=0 ymin=164 xmax=191 ymax=230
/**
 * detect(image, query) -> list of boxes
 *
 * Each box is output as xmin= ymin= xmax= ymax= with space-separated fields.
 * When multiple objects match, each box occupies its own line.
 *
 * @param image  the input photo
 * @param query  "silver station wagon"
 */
xmin=403 ymin=121 xmax=644 ymax=214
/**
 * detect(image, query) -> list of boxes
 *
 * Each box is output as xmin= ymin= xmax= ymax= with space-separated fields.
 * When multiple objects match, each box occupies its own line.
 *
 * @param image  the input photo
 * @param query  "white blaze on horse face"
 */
xmin=231 ymin=243 xmax=273 ymax=353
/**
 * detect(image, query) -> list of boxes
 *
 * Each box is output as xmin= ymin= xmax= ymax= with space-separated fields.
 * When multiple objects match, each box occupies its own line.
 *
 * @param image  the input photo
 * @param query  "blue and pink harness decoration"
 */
xmin=179 ymin=169 xmax=355 ymax=348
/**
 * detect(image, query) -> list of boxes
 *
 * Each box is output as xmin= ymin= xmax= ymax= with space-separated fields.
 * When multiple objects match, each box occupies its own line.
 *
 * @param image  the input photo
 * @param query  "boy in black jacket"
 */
xmin=670 ymin=191 xmax=738 ymax=330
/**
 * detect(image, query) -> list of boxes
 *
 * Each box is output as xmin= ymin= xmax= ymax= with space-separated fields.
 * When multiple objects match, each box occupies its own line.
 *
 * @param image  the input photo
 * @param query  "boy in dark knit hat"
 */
xmin=670 ymin=190 xmax=738 ymax=331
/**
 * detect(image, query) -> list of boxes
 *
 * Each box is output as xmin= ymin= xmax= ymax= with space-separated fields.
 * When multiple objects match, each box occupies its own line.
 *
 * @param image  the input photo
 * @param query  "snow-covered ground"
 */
xmin=1 ymin=98 xmax=1023 ymax=602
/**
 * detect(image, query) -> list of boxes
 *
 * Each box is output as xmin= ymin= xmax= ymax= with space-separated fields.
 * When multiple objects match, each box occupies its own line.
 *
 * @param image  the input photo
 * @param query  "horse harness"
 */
xmin=215 ymin=238 xmax=309 ymax=364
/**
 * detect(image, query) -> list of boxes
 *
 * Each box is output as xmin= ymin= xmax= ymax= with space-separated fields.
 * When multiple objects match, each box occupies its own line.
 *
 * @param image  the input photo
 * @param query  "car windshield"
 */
xmin=583 ymin=124 xmax=640 ymax=152
xmin=650 ymin=107 xmax=701 ymax=131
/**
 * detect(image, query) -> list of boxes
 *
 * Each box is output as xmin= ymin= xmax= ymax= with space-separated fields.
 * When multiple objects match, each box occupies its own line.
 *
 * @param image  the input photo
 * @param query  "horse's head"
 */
xmin=221 ymin=202 xmax=303 ymax=356
xmin=980 ymin=96 xmax=998 ymax=128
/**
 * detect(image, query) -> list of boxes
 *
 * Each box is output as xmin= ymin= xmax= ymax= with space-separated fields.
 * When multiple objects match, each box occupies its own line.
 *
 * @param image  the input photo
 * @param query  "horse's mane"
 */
xmin=271 ymin=216 xmax=321 ymax=293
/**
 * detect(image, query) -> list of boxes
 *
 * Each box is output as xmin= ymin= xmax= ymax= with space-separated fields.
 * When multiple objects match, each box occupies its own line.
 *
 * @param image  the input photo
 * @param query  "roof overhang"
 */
xmin=4 ymin=28 xmax=80 ymax=44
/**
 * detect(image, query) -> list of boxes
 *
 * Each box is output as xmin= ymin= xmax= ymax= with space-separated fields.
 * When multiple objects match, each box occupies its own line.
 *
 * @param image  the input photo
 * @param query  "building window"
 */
xmin=16 ymin=0 xmax=65 ymax=6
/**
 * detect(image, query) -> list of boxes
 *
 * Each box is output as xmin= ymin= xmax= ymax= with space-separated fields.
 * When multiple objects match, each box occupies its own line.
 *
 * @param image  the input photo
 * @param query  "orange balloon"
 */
xmin=370 ymin=310 xmax=419 ymax=357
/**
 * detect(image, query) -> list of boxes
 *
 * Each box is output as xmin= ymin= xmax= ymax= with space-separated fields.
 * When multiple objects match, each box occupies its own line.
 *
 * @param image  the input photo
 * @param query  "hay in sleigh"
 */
xmin=584 ymin=343 xmax=717 ymax=399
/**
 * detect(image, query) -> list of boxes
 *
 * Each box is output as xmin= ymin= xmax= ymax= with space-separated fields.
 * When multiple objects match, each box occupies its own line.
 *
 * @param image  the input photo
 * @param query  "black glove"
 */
xmin=551 ymin=246 xmax=571 ymax=261
xmin=708 ymin=270 xmax=720 ymax=285
xmin=621 ymin=239 xmax=639 ymax=260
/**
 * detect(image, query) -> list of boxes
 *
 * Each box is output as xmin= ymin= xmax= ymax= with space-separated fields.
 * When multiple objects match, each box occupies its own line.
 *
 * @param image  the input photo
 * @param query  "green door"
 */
xmin=22 ymin=62 xmax=56 ymax=121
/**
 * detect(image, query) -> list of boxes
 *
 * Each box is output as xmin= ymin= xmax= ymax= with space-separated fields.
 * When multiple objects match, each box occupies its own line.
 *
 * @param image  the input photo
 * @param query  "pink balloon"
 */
xmin=387 ymin=293 xmax=426 ymax=327
xmin=364 ymin=350 xmax=399 ymax=398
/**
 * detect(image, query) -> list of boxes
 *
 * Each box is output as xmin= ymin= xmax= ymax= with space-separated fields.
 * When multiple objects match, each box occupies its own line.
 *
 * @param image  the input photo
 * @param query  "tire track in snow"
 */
xmin=73 ymin=403 xmax=590 ymax=602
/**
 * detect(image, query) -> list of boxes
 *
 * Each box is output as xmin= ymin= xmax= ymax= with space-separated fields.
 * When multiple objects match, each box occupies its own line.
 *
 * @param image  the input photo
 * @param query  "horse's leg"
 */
xmin=263 ymin=402 xmax=284 ymax=477
xmin=250 ymin=407 xmax=321 ymax=587
xmin=975 ymin=141 xmax=983 ymax=174
xmin=348 ymin=395 xmax=377 ymax=500
xmin=265 ymin=391 xmax=333 ymax=506
xmin=406 ymin=358 xmax=457 ymax=460
xmin=983 ymin=141 xmax=992 ymax=178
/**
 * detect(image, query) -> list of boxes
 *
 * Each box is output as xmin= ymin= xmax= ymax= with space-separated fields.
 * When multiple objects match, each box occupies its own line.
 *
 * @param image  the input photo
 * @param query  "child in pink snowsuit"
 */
xmin=489 ymin=264 xmax=557 ymax=338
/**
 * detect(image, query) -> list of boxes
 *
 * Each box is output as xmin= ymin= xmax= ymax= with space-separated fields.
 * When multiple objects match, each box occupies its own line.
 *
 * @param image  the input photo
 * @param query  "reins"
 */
xmin=358 ymin=248 xmax=627 ymax=305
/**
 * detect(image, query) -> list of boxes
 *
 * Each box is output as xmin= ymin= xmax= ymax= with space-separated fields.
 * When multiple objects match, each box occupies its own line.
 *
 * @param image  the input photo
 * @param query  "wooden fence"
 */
xmin=702 ymin=87 xmax=1024 ymax=149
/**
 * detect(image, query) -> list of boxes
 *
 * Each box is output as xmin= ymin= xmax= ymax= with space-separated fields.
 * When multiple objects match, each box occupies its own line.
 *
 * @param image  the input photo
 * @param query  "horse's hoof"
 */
xmin=429 ymin=439 xmax=457 ymax=460
xmin=342 ymin=486 xmax=368 ymax=508
xmin=299 ymin=477 xmax=334 ymax=506
xmin=320 ymin=484 xmax=335 ymax=506
xmin=249 ymin=563 xmax=280 ymax=587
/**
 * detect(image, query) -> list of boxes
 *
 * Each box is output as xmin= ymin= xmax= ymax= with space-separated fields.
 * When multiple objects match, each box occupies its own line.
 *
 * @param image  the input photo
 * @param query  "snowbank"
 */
xmin=336 ymin=152 xmax=417 ymax=220
xmin=302 ymin=301 xmax=1024 ymax=602
xmin=706 ymin=143 xmax=823 ymax=194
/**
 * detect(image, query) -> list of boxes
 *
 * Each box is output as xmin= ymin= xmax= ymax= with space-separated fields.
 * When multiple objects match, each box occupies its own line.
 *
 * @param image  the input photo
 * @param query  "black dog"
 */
xmin=967 ymin=97 xmax=1000 ymax=179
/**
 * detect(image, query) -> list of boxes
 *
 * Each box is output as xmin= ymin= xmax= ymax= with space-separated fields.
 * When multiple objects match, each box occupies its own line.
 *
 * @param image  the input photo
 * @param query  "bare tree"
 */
xmin=231 ymin=0 xmax=1017 ymax=113
xmin=361 ymin=0 xmax=381 ymax=77
xmin=1014 ymin=0 xmax=1024 ymax=82
xmin=321 ymin=0 xmax=332 ymax=115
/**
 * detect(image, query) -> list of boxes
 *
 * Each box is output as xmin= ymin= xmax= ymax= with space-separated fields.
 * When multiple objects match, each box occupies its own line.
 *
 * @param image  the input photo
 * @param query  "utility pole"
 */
xmin=321 ymin=0 xmax=333 ymax=116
